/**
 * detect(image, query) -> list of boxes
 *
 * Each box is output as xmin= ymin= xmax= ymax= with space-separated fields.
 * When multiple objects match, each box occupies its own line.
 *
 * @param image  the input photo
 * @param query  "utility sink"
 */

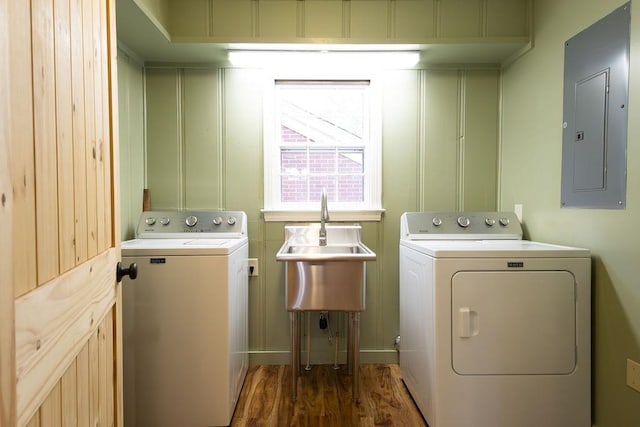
xmin=277 ymin=222 xmax=376 ymax=403
xmin=276 ymin=224 xmax=376 ymax=312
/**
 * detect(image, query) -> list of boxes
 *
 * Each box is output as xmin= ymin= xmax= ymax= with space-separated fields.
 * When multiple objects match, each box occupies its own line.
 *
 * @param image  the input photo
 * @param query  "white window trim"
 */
xmin=262 ymin=69 xmax=383 ymax=222
xmin=261 ymin=209 xmax=385 ymax=222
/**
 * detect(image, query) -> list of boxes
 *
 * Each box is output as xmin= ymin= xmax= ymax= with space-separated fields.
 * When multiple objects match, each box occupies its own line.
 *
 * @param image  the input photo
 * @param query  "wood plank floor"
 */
xmin=231 ymin=364 xmax=428 ymax=426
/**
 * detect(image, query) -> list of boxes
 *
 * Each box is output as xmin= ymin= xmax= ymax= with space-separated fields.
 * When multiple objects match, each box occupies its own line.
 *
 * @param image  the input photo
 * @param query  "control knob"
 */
xmin=227 ymin=217 xmax=237 ymax=225
xmin=213 ymin=217 xmax=223 ymax=226
xmin=499 ymin=217 xmax=510 ymax=226
xmin=160 ymin=217 xmax=170 ymax=226
xmin=457 ymin=216 xmax=470 ymax=228
xmin=145 ymin=217 xmax=156 ymax=226
xmin=185 ymin=215 xmax=198 ymax=227
xmin=485 ymin=218 xmax=496 ymax=227
xmin=432 ymin=217 xmax=442 ymax=227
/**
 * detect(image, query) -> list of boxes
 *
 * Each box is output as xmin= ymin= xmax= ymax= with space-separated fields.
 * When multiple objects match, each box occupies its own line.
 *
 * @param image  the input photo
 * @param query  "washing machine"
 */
xmin=399 ymin=211 xmax=591 ymax=427
xmin=121 ymin=210 xmax=248 ymax=427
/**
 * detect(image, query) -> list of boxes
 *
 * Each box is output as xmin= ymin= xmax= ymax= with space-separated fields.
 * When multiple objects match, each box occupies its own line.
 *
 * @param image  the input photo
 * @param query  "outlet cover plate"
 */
xmin=626 ymin=358 xmax=640 ymax=393
xmin=248 ymin=258 xmax=259 ymax=276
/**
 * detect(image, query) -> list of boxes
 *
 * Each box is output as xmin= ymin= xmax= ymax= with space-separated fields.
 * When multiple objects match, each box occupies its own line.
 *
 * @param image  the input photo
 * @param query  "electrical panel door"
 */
xmin=561 ymin=2 xmax=629 ymax=208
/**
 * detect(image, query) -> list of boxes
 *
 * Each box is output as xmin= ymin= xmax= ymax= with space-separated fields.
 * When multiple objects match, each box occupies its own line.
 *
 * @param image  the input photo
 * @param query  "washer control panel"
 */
xmin=401 ymin=211 xmax=522 ymax=240
xmin=136 ymin=210 xmax=247 ymax=238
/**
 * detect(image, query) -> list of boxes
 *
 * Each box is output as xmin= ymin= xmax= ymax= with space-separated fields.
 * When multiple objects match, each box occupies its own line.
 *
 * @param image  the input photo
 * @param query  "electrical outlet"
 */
xmin=248 ymin=258 xmax=259 ymax=277
xmin=626 ymin=358 xmax=640 ymax=393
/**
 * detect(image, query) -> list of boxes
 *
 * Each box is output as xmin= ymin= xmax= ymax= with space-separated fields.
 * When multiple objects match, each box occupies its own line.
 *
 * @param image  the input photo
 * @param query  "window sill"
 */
xmin=262 ymin=209 xmax=384 ymax=222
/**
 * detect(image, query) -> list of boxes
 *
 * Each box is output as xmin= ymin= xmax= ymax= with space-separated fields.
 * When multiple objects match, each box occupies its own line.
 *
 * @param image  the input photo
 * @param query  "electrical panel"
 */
xmin=561 ymin=2 xmax=630 ymax=208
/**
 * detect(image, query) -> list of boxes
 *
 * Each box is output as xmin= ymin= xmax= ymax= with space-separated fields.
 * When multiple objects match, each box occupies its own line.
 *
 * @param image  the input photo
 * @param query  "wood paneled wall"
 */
xmin=5 ymin=0 xmax=121 ymax=425
xmin=129 ymin=66 xmax=499 ymax=365
xmin=117 ymin=50 xmax=145 ymax=242
xmin=167 ymin=0 xmax=531 ymax=43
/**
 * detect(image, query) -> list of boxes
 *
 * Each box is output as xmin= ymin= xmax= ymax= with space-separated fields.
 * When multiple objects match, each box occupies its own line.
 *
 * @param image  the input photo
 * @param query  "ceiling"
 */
xmin=116 ymin=0 xmax=228 ymax=63
xmin=115 ymin=0 xmax=528 ymax=66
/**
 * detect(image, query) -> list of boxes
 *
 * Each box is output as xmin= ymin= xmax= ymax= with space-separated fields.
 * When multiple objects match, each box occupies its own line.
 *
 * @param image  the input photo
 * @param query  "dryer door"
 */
xmin=452 ymin=270 xmax=576 ymax=375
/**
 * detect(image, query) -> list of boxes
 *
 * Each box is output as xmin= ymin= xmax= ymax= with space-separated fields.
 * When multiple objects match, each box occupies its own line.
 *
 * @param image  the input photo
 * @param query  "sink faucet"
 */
xmin=319 ymin=188 xmax=330 ymax=246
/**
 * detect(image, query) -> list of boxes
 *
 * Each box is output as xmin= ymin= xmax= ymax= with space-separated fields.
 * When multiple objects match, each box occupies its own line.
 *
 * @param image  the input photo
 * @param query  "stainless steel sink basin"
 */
xmin=280 ymin=243 xmax=375 ymax=261
xmin=276 ymin=224 xmax=376 ymax=261
xmin=276 ymin=224 xmax=376 ymax=311
xmin=287 ymin=245 xmax=361 ymax=254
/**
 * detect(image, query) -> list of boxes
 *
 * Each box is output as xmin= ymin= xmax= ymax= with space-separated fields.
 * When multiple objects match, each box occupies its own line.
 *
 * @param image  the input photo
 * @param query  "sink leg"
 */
xmin=304 ymin=312 xmax=312 ymax=371
xmin=333 ymin=312 xmax=340 ymax=370
xmin=291 ymin=311 xmax=300 ymax=401
xmin=347 ymin=313 xmax=353 ymax=375
xmin=351 ymin=312 xmax=361 ymax=403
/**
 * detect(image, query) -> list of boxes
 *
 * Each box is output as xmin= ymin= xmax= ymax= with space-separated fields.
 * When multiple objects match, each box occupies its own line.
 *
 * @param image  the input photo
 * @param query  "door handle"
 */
xmin=116 ymin=262 xmax=138 ymax=282
xmin=458 ymin=307 xmax=479 ymax=338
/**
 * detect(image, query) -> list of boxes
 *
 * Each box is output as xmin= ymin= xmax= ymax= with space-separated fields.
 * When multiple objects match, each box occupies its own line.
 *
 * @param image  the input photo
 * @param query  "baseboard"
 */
xmin=249 ymin=351 xmax=290 ymax=365
xmin=249 ymin=349 xmax=399 ymax=366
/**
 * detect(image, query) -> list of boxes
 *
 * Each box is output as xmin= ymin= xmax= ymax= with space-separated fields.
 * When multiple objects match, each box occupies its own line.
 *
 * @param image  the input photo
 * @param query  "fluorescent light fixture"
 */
xmin=227 ymin=50 xmax=420 ymax=70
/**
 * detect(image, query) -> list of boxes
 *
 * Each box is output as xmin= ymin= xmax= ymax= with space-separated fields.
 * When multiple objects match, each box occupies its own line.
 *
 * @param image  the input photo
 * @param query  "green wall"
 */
xmin=500 ymin=1 xmax=640 ymax=426
xmin=117 ymin=49 xmax=145 ymax=241
xmin=119 ymin=65 xmax=500 ymax=363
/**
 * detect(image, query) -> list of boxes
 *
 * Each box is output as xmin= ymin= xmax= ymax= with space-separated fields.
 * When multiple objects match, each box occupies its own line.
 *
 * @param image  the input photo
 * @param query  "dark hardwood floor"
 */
xmin=231 ymin=364 xmax=427 ymax=426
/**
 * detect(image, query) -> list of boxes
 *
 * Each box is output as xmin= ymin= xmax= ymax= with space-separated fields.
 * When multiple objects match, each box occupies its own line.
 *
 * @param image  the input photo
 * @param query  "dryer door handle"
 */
xmin=458 ymin=307 xmax=479 ymax=338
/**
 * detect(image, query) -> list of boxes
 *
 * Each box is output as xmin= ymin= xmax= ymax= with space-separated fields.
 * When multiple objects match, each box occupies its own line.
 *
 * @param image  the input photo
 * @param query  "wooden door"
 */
xmin=1 ymin=0 xmax=17 ymax=424
xmin=1 ymin=0 xmax=123 ymax=425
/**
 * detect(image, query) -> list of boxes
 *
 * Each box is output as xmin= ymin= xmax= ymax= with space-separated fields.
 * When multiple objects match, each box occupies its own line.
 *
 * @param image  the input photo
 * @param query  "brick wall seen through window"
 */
xmin=280 ymin=125 xmax=364 ymax=203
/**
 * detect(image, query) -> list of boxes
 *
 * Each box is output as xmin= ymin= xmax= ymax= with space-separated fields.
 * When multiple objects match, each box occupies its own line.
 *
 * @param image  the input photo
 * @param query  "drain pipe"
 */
xmin=305 ymin=312 xmax=312 ymax=371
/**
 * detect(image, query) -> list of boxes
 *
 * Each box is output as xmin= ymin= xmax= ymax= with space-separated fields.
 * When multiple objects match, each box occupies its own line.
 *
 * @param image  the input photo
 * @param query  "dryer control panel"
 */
xmin=135 ymin=210 xmax=247 ymax=238
xmin=401 ymin=211 xmax=523 ymax=240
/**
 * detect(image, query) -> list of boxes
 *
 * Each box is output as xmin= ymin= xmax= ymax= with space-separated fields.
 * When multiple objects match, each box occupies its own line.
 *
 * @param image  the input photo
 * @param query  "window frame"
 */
xmin=262 ymin=70 xmax=383 ymax=222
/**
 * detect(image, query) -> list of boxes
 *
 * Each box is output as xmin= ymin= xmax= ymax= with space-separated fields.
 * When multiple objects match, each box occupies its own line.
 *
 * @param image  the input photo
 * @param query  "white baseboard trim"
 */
xmin=249 ymin=349 xmax=399 ymax=366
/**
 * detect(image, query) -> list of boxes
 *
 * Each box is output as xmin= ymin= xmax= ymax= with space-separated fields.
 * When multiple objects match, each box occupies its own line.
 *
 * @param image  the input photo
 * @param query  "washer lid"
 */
xmin=121 ymin=237 xmax=247 ymax=256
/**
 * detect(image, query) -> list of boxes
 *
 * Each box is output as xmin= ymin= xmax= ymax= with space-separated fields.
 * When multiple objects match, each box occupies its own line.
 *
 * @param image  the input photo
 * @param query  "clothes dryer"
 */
xmin=399 ymin=212 xmax=590 ymax=427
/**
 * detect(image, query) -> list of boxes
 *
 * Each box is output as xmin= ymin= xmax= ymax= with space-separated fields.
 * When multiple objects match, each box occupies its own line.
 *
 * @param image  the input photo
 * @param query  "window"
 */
xmin=263 ymin=79 xmax=382 ymax=221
